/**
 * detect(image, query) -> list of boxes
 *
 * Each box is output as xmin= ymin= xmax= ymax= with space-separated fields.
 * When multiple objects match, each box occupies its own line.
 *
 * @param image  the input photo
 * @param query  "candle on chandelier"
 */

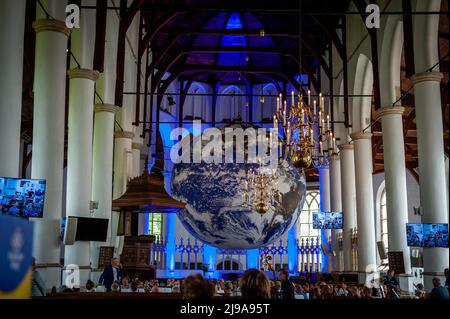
xmin=308 ymin=90 xmax=311 ymax=106
xmin=279 ymin=140 xmax=282 ymax=158
xmin=319 ymin=109 xmax=322 ymax=127
xmin=310 ymin=128 xmax=314 ymax=144
xmin=287 ymin=122 xmax=291 ymax=142
xmin=313 ymin=100 xmax=317 ymax=120
xmin=319 ymin=141 xmax=323 ymax=155
xmin=327 ymin=114 xmax=330 ymax=132
xmin=291 ymin=91 xmax=294 ymax=106
xmin=276 ymin=97 xmax=280 ymax=112
xmin=330 ymin=132 xmax=334 ymax=149
xmin=333 ymin=137 xmax=337 ymax=153
xmin=283 ymin=100 xmax=287 ymax=123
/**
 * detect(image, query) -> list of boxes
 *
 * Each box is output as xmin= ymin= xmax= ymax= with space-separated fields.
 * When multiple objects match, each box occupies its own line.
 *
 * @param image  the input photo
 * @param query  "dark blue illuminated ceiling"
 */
xmin=150 ymin=0 xmax=351 ymax=89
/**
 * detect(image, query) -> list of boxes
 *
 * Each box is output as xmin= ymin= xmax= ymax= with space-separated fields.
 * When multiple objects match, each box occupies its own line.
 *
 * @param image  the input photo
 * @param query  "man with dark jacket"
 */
xmin=99 ymin=258 xmax=123 ymax=292
xmin=278 ymin=269 xmax=295 ymax=299
xmin=429 ymin=277 xmax=449 ymax=300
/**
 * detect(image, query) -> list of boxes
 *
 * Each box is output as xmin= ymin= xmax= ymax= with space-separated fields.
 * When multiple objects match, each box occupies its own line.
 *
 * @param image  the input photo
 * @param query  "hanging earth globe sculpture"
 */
xmin=171 ymin=124 xmax=307 ymax=250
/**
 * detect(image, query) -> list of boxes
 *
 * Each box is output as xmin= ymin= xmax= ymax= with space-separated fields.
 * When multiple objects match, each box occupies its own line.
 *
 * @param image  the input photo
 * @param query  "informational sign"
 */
xmin=388 ymin=251 xmax=405 ymax=275
xmin=0 ymin=215 xmax=34 ymax=298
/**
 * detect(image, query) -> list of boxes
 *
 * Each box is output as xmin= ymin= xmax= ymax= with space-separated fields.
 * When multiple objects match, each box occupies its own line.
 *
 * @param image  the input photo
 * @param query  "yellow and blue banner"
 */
xmin=0 ymin=214 xmax=34 ymax=299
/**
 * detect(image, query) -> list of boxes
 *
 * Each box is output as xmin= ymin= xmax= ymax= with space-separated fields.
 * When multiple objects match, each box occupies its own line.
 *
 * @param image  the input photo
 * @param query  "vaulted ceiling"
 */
xmin=19 ymin=0 xmax=449 ymax=183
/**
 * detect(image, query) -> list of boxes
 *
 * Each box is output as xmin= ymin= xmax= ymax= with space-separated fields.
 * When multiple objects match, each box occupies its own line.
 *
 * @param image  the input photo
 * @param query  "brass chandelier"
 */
xmin=273 ymin=91 xmax=337 ymax=170
xmin=242 ymin=162 xmax=282 ymax=215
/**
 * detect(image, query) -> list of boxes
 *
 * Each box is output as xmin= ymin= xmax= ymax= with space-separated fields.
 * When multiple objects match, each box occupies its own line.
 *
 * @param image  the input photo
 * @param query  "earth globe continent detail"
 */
xmin=170 ymin=124 xmax=307 ymax=250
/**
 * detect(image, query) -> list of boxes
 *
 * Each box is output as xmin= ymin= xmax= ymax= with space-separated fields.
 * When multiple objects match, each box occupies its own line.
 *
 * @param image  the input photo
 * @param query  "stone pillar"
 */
xmin=0 ymin=0 xmax=26 ymax=177
xmin=339 ymin=144 xmax=357 ymax=272
xmin=351 ymin=132 xmax=377 ymax=283
xmin=379 ymin=106 xmax=413 ymax=291
xmin=318 ymin=165 xmax=331 ymax=273
xmin=330 ymin=154 xmax=343 ymax=272
xmin=63 ymin=69 xmax=99 ymax=285
xmin=113 ymin=131 xmax=134 ymax=199
xmin=112 ymin=130 xmax=133 ymax=256
xmin=411 ymin=72 xmax=449 ymax=288
xmin=31 ymin=19 xmax=70 ymax=288
xmin=90 ymin=104 xmax=118 ymax=271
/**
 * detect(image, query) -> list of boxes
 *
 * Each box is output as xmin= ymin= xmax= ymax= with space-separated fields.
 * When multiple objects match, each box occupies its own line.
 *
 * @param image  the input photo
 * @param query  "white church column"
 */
xmin=90 ymin=104 xmax=117 ymax=272
xmin=351 ymin=132 xmax=377 ymax=283
xmin=31 ymin=19 xmax=70 ymax=288
xmin=379 ymin=106 xmax=412 ymax=291
xmin=411 ymin=72 xmax=449 ymax=288
xmin=318 ymin=165 xmax=331 ymax=272
xmin=339 ymin=144 xmax=357 ymax=272
xmin=113 ymin=131 xmax=134 ymax=199
xmin=0 ymin=0 xmax=26 ymax=177
xmin=411 ymin=0 xmax=449 ymax=289
xmin=330 ymin=154 xmax=343 ymax=271
xmin=112 ymin=130 xmax=133 ymax=255
xmin=64 ymin=69 xmax=99 ymax=284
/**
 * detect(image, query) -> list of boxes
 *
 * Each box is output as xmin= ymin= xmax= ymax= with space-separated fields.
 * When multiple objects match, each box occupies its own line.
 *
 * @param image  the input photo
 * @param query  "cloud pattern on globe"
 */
xmin=170 ymin=124 xmax=307 ymax=250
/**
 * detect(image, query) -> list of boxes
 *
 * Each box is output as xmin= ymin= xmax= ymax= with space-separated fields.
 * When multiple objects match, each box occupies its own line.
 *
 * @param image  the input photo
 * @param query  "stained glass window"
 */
xmin=298 ymin=191 xmax=321 ymax=242
xmin=148 ymin=213 xmax=162 ymax=240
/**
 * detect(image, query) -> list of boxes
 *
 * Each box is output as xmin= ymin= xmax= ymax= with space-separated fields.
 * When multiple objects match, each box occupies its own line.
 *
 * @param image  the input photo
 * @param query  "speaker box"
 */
xmin=63 ymin=216 xmax=78 ymax=245
xmin=377 ymin=241 xmax=387 ymax=260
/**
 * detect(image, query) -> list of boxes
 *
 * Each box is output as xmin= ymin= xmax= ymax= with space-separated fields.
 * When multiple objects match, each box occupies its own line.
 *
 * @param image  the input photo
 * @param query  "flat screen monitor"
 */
xmin=0 ymin=177 xmax=46 ymax=218
xmin=313 ymin=212 xmax=343 ymax=229
xmin=422 ymin=224 xmax=448 ymax=248
xmin=75 ymin=217 xmax=109 ymax=242
xmin=406 ymin=223 xmax=449 ymax=248
xmin=406 ymin=224 xmax=423 ymax=247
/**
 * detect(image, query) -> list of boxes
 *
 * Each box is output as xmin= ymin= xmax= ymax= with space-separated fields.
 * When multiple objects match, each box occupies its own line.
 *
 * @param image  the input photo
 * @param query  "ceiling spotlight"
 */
xmin=260 ymin=29 xmax=265 ymax=37
xmin=245 ymin=55 xmax=250 ymax=62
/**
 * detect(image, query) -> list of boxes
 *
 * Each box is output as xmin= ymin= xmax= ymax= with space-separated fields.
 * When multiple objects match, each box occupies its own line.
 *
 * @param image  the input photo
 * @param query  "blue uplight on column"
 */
xmin=319 ymin=166 xmax=330 ymax=273
xmin=203 ymin=244 xmax=217 ymax=272
xmin=287 ymin=226 xmax=298 ymax=274
xmin=246 ymin=249 xmax=259 ymax=269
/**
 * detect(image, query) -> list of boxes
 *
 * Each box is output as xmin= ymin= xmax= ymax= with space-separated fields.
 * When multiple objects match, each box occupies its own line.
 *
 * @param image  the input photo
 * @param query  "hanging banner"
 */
xmin=0 ymin=214 xmax=34 ymax=299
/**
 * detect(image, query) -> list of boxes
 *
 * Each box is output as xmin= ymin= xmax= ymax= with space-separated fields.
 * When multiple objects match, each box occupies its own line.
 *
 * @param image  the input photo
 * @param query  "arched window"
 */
xmin=148 ymin=213 xmax=163 ymax=240
xmin=298 ymin=191 xmax=321 ymax=243
xmin=380 ymin=186 xmax=388 ymax=261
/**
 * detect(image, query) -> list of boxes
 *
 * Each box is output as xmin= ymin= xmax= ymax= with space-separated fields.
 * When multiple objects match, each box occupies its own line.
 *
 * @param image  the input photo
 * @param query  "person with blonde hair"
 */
xmin=239 ymin=269 xmax=271 ymax=299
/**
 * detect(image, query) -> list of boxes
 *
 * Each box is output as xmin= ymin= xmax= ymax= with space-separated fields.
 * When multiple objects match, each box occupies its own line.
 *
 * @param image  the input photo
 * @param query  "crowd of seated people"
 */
xmin=31 ymin=264 xmax=449 ymax=300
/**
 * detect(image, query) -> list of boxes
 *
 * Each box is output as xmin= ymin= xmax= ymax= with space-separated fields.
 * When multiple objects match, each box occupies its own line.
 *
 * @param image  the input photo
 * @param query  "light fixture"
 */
xmin=242 ymin=161 xmax=282 ymax=215
xmin=272 ymin=91 xmax=335 ymax=171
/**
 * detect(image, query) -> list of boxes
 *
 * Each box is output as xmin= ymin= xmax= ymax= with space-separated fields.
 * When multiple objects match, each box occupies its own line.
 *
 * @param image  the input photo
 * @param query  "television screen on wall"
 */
xmin=406 ymin=223 xmax=423 ymax=247
xmin=313 ymin=212 xmax=343 ymax=229
xmin=0 ymin=177 xmax=46 ymax=218
xmin=406 ymin=223 xmax=448 ymax=248
xmin=423 ymin=224 xmax=448 ymax=248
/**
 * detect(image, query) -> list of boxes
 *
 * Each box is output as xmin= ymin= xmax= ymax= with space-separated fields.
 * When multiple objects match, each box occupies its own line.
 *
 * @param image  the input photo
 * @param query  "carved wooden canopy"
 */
xmin=112 ymin=169 xmax=185 ymax=213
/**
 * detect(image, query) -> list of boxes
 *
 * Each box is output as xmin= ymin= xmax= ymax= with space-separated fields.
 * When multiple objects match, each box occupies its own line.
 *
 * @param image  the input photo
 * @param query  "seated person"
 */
xmin=150 ymin=280 xmax=160 ymax=293
xmin=240 ymin=269 xmax=271 ymax=299
xmin=130 ymin=281 xmax=139 ymax=292
xmin=428 ymin=277 xmax=449 ymax=300
xmin=111 ymin=282 xmax=121 ymax=292
xmin=223 ymin=281 xmax=233 ymax=296
xmin=384 ymin=269 xmax=399 ymax=288
xmin=182 ymin=274 xmax=213 ymax=300
xmin=85 ymin=280 xmax=96 ymax=292
xmin=7 ymin=203 xmax=20 ymax=216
